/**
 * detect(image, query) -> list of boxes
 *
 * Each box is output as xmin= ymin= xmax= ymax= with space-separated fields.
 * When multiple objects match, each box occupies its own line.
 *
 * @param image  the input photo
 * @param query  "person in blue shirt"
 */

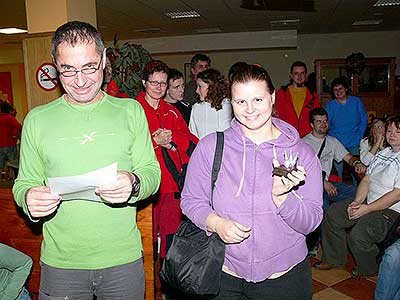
xmin=325 ymin=76 xmax=367 ymax=184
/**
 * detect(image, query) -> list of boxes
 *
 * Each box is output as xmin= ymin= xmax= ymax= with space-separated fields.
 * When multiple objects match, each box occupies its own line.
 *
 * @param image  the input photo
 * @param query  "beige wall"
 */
xmin=153 ymin=30 xmax=400 ymax=88
xmin=1 ymin=30 xmax=399 ymax=119
xmin=0 ymin=45 xmax=24 ymax=64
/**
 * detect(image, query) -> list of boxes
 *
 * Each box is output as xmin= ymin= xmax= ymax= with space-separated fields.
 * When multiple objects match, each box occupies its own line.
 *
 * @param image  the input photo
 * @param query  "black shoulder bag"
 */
xmin=160 ymin=132 xmax=225 ymax=297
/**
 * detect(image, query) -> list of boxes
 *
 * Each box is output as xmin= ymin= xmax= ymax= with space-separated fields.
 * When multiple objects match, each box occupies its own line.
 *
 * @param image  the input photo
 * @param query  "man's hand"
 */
xmin=348 ymin=203 xmax=370 ymax=220
xmin=96 ymin=171 xmax=135 ymax=204
xmin=324 ymin=181 xmax=337 ymax=197
xmin=26 ymin=186 xmax=61 ymax=218
xmin=347 ymin=201 xmax=361 ymax=219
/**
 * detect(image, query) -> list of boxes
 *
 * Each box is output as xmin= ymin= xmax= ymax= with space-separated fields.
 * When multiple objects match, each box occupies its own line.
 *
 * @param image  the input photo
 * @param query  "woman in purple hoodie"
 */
xmin=181 ymin=63 xmax=323 ymax=300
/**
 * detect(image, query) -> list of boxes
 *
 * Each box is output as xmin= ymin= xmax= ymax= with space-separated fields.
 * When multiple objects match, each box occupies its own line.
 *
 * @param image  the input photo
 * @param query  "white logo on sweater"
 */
xmin=80 ymin=132 xmax=97 ymax=144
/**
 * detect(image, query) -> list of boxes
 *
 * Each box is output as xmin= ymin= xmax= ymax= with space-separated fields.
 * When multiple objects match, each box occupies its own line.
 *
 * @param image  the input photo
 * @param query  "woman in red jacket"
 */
xmin=136 ymin=60 xmax=198 ymax=262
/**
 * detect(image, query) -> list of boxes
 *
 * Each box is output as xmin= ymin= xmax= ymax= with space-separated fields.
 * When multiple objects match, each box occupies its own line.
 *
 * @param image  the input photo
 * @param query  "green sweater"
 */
xmin=13 ymin=94 xmax=161 ymax=269
xmin=0 ymin=243 xmax=32 ymax=300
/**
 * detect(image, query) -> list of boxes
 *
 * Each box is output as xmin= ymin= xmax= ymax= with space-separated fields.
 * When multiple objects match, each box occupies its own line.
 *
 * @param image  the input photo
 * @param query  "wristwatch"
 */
xmin=131 ymin=173 xmax=141 ymax=197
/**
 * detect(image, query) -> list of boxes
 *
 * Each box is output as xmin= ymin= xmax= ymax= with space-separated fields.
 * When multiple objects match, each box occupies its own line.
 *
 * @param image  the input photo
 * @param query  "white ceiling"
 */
xmin=0 ymin=0 xmax=399 ymax=46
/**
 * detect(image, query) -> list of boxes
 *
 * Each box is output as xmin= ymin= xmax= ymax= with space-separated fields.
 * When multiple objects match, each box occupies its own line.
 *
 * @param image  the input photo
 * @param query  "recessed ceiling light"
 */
xmin=164 ymin=10 xmax=201 ymax=19
xmin=352 ymin=19 xmax=382 ymax=26
xmin=270 ymin=19 xmax=300 ymax=26
xmin=373 ymin=0 xmax=400 ymax=6
xmin=195 ymin=28 xmax=222 ymax=33
xmin=134 ymin=28 xmax=161 ymax=33
xmin=0 ymin=28 xmax=28 ymax=34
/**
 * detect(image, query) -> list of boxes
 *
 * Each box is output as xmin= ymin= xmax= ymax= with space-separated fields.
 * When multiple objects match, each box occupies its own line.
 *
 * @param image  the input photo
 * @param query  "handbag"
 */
xmin=160 ymin=131 xmax=225 ymax=297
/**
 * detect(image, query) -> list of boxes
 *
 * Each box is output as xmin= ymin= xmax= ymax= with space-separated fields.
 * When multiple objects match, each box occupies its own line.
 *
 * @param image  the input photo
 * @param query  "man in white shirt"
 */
xmin=303 ymin=107 xmax=366 ymax=209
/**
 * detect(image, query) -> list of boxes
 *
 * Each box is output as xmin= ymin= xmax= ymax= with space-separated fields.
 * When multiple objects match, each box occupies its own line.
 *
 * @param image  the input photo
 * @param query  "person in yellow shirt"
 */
xmin=275 ymin=61 xmax=320 ymax=137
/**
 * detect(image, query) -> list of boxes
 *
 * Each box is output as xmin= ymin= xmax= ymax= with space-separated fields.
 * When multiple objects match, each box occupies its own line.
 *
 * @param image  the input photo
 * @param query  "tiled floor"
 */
xmin=311 ymin=256 xmax=377 ymax=300
xmin=3 ymin=178 xmax=377 ymax=300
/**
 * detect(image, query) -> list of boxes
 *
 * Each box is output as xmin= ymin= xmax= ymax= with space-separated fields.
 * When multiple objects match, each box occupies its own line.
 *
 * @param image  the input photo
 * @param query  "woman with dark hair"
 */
xmin=135 ymin=60 xmax=197 ymax=266
xmin=181 ymin=63 xmax=322 ymax=300
xmin=325 ymin=76 xmax=368 ymax=181
xmin=189 ymin=68 xmax=232 ymax=139
xmin=360 ymin=117 xmax=387 ymax=166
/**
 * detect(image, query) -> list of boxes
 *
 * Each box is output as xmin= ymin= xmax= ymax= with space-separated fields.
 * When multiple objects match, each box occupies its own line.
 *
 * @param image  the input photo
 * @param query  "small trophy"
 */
xmin=273 ymin=150 xmax=298 ymax=177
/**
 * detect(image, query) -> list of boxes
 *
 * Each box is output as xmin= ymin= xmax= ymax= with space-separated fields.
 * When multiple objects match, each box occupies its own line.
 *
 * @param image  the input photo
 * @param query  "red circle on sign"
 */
xmin=35 ymin=62 xmax=59 ymax=91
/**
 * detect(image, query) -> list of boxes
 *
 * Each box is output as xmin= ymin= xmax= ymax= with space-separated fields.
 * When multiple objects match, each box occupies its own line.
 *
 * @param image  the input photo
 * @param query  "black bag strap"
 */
xmin=317 ymin=138 xmax=326 ymax=159
xmin=210 ymin=132 xmax=224 ymax=208
xmin=162 ymin=147 xmax=183 ymax=182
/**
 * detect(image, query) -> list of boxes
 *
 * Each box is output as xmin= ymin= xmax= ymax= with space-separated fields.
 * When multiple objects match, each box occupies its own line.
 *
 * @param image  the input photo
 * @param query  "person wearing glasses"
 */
xmin=13 ymin=21 xmax=161 ymax=299
xmin=164 ymin=68 xmax=192 ymax=125
xmin=135 ymin=61 xmax=198 ymax=296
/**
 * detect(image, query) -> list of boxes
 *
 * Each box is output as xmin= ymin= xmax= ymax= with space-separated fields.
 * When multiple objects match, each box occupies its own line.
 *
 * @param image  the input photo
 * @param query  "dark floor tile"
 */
xmin=333 ymin=277 xmax=376 ymax=300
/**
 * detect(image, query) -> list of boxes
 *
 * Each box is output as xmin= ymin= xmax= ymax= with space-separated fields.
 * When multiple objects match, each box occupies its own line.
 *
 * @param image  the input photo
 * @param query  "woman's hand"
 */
xmin=377 ymin=134 xmax=385 ymax=150
xmin=206 ymin=213 xmax=251 ymax=244
xmin=272 ymin=159 xmax=306 ymax=208
xmin=152 ymin=128 xmax=172 ymax=148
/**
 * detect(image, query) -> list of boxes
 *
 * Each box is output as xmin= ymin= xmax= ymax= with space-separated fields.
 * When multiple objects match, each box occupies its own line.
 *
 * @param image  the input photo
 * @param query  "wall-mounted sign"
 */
xmin=36 ymin=63 xmax=59 ymax=91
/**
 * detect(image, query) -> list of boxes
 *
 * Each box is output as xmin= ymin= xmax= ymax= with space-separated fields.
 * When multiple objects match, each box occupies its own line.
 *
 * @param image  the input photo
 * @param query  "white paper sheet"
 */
xmin=47 ymin=163 xmax=118 ymax=202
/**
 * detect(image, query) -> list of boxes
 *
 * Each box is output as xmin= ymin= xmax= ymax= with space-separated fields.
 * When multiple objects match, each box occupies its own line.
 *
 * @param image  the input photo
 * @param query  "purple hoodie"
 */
xmin=181 ymin=117 xmax=323 ymax=282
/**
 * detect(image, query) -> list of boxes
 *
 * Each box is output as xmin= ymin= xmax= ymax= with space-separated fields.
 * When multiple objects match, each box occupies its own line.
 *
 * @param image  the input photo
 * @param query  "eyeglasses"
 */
xmin=171 ymin=84 xmax=185 ymax=90
xmin=148 ymin=80 xmax=168 ymax=87
xmin=58 ymin=55 xmax=103 ymax=78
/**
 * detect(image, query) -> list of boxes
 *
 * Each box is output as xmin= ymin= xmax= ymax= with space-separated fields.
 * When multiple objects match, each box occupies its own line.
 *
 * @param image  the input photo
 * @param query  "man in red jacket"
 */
xmin=275 ymin=61 xmax=320 ymax=137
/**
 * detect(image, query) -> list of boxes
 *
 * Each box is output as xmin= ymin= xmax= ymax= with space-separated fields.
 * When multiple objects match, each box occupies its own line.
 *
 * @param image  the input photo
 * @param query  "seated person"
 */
xmin=375 ymin=238 xmax=400 ymax=300
xmin=303 ymin=108 xmax=366 ymax=209
xmin=315 ymin=116 xmax=400 ymax=277
xmin=360 ymin=117 xmax=387 ymax=166
xmin=0 ymin=243 xmax=33 ymax=300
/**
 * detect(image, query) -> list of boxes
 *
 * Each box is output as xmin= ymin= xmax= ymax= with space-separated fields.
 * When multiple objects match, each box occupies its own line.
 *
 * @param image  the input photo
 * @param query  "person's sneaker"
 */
xmin=308 ymin=247 xmax=318 ymax=258
xmin=314 ymin=262 xmax=340 ymax=270
xmin=350 ymin=268 xmax=377 ymax=279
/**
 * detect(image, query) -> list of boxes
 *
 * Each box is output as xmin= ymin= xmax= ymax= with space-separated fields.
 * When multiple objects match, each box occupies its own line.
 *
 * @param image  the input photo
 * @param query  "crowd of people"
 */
xmin=3 ymin=20 xmax=399 ymax=300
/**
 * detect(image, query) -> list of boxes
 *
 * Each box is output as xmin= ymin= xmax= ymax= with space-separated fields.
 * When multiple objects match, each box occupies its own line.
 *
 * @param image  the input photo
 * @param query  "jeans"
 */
xmin=375 ymin=239 xmax=400 ymax=300
xmin=323 ymin=181 xmax=356 ymax=210
xmin=0 ymin=146 xmax=16 ymax=171
xmin=39 ymin=259 xmax=144 ymax=300
xmin=20 ymin=287 xmax=31 ymax=300
xmin=333 ymin=146 xmax=359 ymax=186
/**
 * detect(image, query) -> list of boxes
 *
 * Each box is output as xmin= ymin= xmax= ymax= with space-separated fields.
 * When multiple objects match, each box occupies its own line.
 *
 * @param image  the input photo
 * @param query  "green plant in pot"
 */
xmin=107 ymin=37 xmax=152 ymax=98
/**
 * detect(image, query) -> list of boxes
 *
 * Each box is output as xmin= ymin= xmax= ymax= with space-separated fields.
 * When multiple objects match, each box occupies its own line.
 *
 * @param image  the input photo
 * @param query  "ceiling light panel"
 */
xmin=373 ymin=0 xmax=400 ymax=6
xmin=352 ymin=19 xmax=383 ymax=25
xmin=164 ymin=10 xmax=201 ymax=19
xmin=0 ymin=27 xmax=27 ymax=34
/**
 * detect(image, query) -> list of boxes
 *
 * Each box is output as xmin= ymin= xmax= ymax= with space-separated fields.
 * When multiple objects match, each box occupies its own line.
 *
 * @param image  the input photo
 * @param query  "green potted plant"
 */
xmin=107 ymin=37 xmax=152 ymax=98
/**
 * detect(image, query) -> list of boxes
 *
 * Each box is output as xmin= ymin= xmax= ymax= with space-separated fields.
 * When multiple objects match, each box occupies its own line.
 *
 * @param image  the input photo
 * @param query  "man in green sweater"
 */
xmin=13 ymin=21 xmax=161 ymax=299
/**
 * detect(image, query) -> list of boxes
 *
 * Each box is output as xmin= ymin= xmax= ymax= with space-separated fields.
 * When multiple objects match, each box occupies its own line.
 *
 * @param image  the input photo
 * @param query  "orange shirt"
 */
xmin=289 ymin=87 xmax=307 ymax=117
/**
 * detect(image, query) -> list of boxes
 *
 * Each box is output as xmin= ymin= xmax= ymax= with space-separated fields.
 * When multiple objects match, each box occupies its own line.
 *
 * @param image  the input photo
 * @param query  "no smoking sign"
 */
xmin=36 ymin=63 xmax=59 ymax=91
